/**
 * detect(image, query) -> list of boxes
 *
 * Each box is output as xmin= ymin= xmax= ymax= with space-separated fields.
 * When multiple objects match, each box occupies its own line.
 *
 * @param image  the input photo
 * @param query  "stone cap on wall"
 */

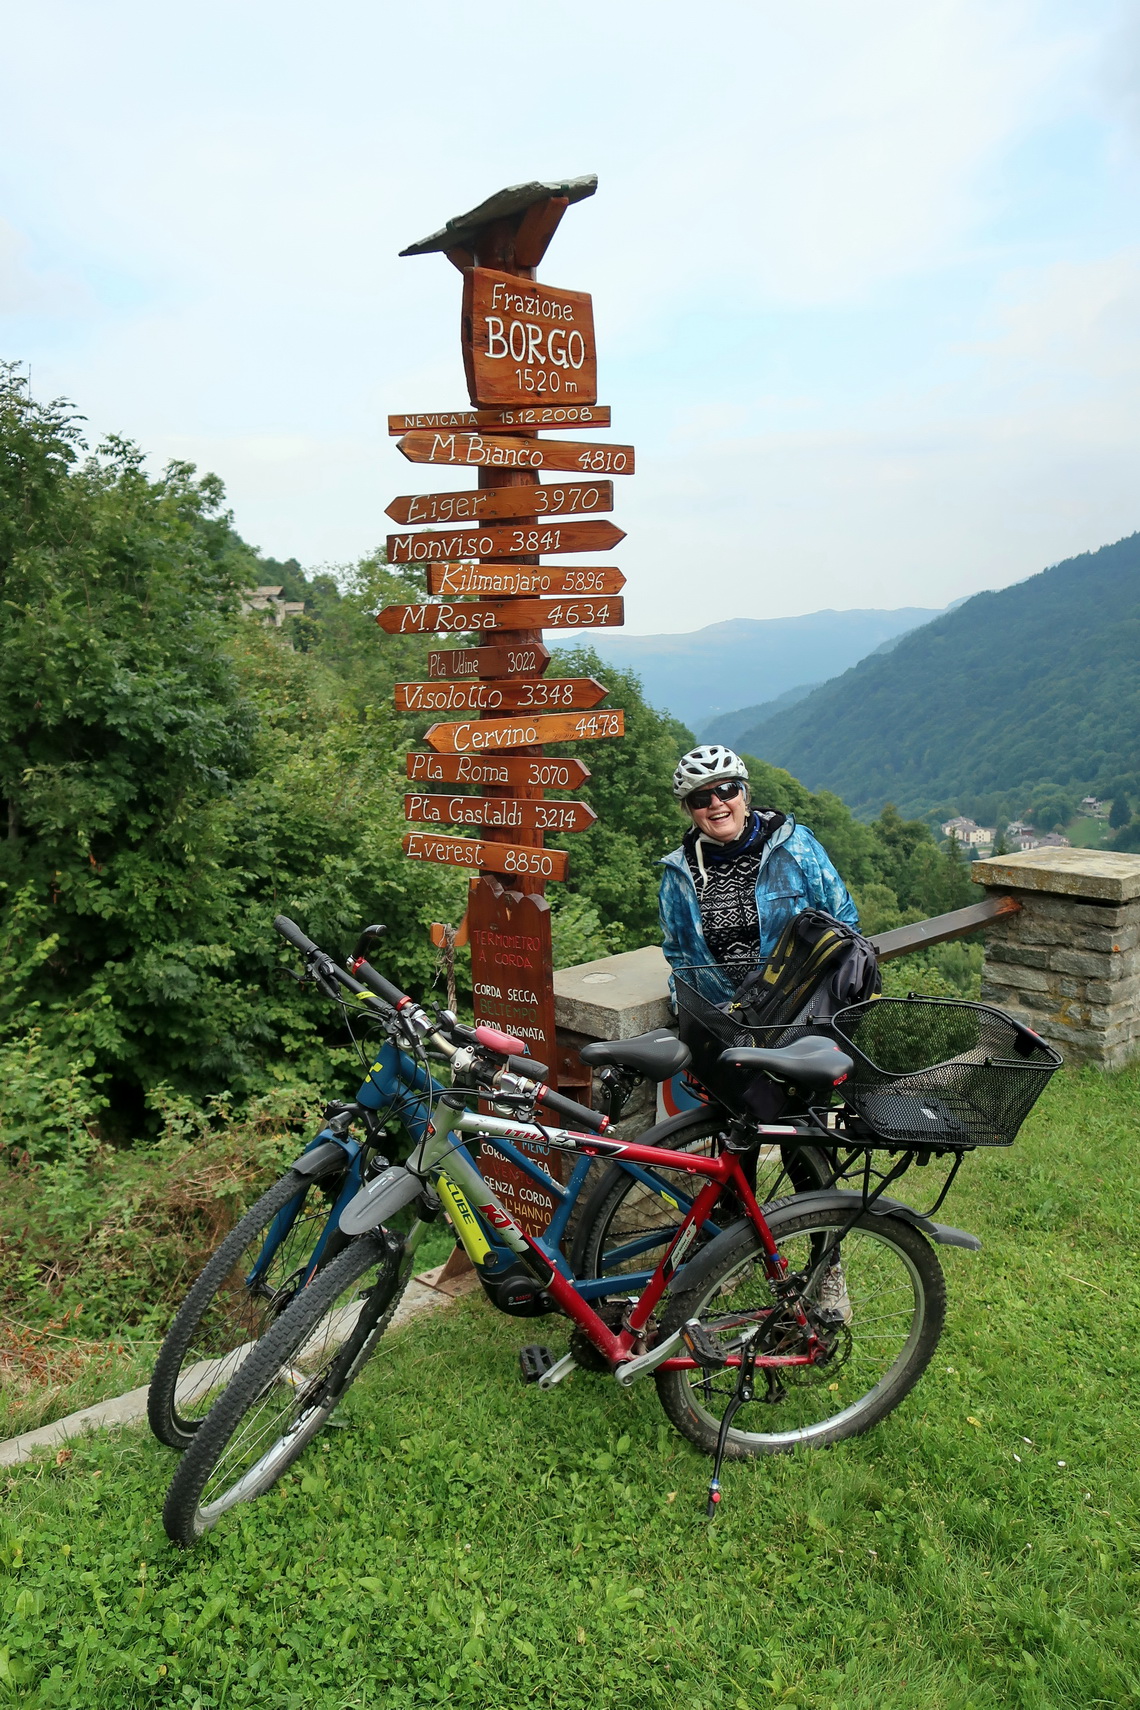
xmin=972 ymin=846 xmax=1140 ymax=904
xmin=553 ymin=944 xmax=672 ymax=1040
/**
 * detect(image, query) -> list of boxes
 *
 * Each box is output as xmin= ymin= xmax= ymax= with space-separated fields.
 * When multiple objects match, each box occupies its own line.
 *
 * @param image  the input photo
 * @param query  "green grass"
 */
xmin=2 ymin=1066 xmax=1139 ymax=1710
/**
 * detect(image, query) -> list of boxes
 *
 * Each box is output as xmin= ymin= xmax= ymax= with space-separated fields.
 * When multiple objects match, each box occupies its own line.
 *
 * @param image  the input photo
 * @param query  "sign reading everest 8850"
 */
xmin=462 ymin=268 xmax=597 ymax=406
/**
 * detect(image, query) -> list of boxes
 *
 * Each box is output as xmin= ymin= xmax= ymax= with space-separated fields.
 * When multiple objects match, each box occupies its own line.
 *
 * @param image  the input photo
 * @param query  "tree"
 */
xmin=1110 ymin=792 xmax=1132 ymax=829
xmin=0 ymin=369 xmax=464 ymax=1129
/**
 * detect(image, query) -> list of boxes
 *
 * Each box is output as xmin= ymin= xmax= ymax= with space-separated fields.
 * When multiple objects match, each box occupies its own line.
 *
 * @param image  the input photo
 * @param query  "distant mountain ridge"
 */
xmin=590 ymin=607 xmax=944 ymax=731
xmin=733 ymin=533 xmax=1140 ymax=817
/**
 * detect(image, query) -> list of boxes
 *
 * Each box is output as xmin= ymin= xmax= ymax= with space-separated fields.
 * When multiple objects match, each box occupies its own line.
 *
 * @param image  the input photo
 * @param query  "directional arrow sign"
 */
xmin=387 ymin=481 xmax=613 ymax=528
xmin=424 ymin=710 xmax=624 ymax=753
xmin=427 ymin=643 xmax=550 ymax=680
xmin=405 ymin=794 xmax=597 ymax=834
xmin=425 ymin=566 xmax=625 ymax=599
xmin=403 ymin=831 xmax=569 ymax=883
xmin=462 ymin=269 xmax=597 ymax=406
xmin=388 ymin=520 xmax=624 ymax=563
xmin=388 ymin=405 xmax=611 ymax=434
xmin=407 ymin=753 xmax=591 ymax=788
xmin=396 ymin=678 xmax=608 ymax=715
xmin=377 ymin=597 xmax=624 ymax=635
xmin=398 ymin=432 xmax=633 ymax=476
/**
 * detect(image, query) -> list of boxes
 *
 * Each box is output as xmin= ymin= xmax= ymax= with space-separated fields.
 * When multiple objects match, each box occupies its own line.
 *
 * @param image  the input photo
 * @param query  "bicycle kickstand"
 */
xmin=681 ymin=1319 xmax=758 ymax=1519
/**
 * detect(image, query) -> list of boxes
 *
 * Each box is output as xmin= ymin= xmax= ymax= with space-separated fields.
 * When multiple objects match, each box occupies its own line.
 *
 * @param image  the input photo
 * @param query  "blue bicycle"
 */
xmin=148 ymin=919 xmax=827 ymax=1452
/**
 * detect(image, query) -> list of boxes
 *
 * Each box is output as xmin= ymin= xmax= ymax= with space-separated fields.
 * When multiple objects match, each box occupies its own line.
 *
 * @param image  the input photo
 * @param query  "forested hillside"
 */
xmin=591 ymin=607 xmax=942 ymax=729
xmin=0 ymin=366 xmax=977 ymax=1146
xmin=735 ymin=533 xmax=1140 ymax=822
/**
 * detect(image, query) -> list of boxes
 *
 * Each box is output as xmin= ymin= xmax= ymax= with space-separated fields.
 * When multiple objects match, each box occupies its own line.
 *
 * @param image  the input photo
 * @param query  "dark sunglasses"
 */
xmin=685 ymin=780 xmax=745 ymax=811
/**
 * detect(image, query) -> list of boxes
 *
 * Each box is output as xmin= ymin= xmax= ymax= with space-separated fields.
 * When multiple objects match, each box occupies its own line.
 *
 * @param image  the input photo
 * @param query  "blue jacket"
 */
xmin=659 ymin=815 xmax=859 ymax=1003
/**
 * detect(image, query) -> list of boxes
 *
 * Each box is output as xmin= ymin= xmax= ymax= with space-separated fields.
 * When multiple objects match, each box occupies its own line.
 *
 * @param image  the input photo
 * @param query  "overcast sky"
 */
xmin=3 ymin=0 xmax=1139 ymax=632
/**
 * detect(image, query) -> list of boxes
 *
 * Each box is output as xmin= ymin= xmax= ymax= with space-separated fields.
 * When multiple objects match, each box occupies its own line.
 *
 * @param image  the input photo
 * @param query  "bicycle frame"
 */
xmin=248 ymin=1040 xmax=444 ymax=1292
xmin=410 ymin=1099 xmax=826 ymax=1378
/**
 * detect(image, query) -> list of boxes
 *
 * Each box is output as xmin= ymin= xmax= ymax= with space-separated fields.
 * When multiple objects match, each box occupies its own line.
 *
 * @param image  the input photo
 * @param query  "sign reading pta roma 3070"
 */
xmin=379 ymin=174 xmax=628 ymax=1172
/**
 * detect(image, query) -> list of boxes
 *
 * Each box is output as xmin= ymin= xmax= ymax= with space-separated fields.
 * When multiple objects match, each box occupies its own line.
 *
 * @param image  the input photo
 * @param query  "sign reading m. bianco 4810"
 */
xmin=462 ymin=269 xmax=598 ymax=406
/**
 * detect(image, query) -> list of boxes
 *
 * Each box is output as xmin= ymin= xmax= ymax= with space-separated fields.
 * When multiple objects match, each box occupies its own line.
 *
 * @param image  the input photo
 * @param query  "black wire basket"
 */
xmin=674 ymin=962 xmax=815 ymax=1107
xmin=830 ymin=995 xmax=1063 ymax=1148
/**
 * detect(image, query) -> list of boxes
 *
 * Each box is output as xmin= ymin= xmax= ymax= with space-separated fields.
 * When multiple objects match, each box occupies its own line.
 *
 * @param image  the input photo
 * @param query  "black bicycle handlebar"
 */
xmin=536 ymin=1084 xmax=608 ymax=1133
xmin=350 ymin=957 xmax=410 ymax=1012
xmin=274 ymin=915 xmax=319 ymax=957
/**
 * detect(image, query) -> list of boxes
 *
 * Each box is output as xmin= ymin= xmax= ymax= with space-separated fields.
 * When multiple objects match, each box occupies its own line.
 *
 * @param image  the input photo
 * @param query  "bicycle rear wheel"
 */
xmin=148 ymin=1165 xmax=347 ymax=1451
xmin=572 ymin=1110 xmax=831 ymax=1284
xmin=654 ymin=1198 xmax=945 ymax=1456
xmin=162 ymin=1231 xmax=403 ymax=1546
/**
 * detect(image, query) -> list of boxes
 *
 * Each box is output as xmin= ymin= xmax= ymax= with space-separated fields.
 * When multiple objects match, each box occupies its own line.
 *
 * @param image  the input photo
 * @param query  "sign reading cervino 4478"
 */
xmin=462 ymin=269 xmax=598 ymax=406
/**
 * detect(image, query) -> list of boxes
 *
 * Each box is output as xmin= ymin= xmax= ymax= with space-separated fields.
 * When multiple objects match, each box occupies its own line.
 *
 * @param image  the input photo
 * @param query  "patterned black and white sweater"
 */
xmin=681 ymin=810 xmax=786 ymax=967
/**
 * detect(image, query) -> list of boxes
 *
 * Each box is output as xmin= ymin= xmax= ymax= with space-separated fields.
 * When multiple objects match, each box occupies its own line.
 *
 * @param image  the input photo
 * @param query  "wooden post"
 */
xmin=384 ymin=177 xmax=625 ymax=1234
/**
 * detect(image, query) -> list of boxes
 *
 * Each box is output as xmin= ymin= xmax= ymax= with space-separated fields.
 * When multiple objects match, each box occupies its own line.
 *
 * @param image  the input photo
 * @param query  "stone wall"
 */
xmin=972 ymin=848 xmax=1140 ymax=1070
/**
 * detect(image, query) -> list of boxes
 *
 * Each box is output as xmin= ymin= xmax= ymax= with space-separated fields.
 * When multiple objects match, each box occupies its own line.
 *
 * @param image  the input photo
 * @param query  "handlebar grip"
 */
xmin=352 ymin=958 xmax=408 ymax=1011
xmin=506 ymin=1055 xmax=549 ymax=1081
xmin=537 ymin=1085 xmax=608 ymax=1133
xmin=275 ymin=915 xmax=319 ymax=956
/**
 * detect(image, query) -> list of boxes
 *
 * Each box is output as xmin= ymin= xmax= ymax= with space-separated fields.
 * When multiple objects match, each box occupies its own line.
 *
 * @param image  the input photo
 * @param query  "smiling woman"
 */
xmin=658 ymin=744 xmax=859 ymax=997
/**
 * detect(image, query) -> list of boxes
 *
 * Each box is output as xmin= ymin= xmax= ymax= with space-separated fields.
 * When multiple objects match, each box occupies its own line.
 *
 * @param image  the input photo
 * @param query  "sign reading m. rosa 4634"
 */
xmin=462 ymin=269 xmax=597 ymax=405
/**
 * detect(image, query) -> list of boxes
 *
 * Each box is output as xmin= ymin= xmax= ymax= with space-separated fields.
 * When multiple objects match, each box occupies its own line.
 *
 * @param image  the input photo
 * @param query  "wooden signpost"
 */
xmin=461 ymin=270 xmax=598 ymax=405
xmin=423 ymin=711 xmax=624 ymax=753
xmin=376 ymin=596 xmax=624 ymax=635
xmin=404 ymin=794 xmax=597 ymax=833
xmin=426 ymin=643 xmax=550 ymax=680
xmin=397 ymin=432 xmax=634 ymax=475
xmin=386 ymin=481 xmax=613 ymax=528
xmin=388 ymin=406 xmax=611 ymax=433
xmin=424 ymin=566 xmax=625 ymax=598
xmin=395 ymin=677 xmax=608 ymax=714
xmin=402 ymin=831 xmax=569 ymax=883
xmin=388 ymin=520 xmax=624 ymax=562
xmin=386 ymin=174 xmax=630 ymax=1232
xmin=405 ymin=753 xmax=591 ymax=788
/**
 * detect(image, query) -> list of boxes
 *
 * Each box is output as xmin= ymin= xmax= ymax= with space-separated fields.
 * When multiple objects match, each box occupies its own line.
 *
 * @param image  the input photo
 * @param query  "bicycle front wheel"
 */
xmin=162 ymin=1231 xmax=403 ymax=1546
xmin=654 ymin=1199 xmax=945 ymax=1457
xmin=148 ymin=1165 xmax=347 ymax=1451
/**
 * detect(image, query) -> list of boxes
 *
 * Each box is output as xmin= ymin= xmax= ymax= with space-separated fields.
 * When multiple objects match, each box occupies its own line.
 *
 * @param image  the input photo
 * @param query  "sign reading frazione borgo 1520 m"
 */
xmin=462 ymin=269 xmax=598 ymax=406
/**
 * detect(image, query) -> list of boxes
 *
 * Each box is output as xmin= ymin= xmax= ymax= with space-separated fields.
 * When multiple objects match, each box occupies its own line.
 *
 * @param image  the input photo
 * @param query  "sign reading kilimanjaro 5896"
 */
xmin=462 ymin=269 xmax=598 ymax=406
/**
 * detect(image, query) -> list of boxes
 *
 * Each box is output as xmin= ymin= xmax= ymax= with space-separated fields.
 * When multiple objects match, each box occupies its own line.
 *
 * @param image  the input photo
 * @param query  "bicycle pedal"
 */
xmin=680 ymin=1318 xmax=730 ymax=1372
xmin=518 ymin=1344 xmax=556 ymax=1384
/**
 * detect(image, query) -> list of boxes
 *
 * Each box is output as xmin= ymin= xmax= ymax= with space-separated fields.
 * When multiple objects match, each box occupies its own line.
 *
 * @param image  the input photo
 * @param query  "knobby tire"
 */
xmin=162 ymin=1232 xmax=404 ymax=1546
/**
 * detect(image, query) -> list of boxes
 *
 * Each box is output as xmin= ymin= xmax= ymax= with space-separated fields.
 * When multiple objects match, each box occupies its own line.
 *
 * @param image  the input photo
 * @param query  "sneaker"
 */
xmin=817 ymin=1258 xmax=853 ymax=1326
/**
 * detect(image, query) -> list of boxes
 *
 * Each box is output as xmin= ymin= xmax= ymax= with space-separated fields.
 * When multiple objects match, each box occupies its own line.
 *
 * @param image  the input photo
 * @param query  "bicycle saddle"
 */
xmin=718 ymin=1037 xmax=853 ymax=1090
xmin=579 ymin=1028 xmax=692 ymax=1082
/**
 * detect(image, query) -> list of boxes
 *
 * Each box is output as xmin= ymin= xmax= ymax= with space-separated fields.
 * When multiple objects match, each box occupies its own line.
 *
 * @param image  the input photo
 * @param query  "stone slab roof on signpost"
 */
xmin=399 ymin=177 xmax=598 ymax=256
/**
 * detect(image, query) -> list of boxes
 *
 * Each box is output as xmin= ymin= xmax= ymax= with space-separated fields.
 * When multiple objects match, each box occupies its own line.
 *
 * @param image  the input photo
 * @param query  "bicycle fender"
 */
xmin=761 ymin=1189 xmax=982 ymax=1252
xmin=290 ymin=1140 xmax=352 ymax=1181
xmin=339 ymin=1166 xmax=423 ymax=1236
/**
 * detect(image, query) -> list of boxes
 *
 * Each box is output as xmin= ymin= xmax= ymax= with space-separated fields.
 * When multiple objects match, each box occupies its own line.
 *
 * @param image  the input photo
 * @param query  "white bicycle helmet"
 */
xmin=672 ymin=745 xmax=749 ymax=801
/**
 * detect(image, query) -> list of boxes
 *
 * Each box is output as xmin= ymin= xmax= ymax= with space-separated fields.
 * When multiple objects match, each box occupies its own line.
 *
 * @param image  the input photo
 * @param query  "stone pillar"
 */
xmin=972 ymin=849 xmax=1140 ymax=1069
xmin=553 ymin=944 xmax=672 ymax=1131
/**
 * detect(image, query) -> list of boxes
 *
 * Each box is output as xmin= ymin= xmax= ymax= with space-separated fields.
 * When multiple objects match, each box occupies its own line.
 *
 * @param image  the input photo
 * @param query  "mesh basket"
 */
xmin=674 ymin=963 xmax=816 ymax=1107
xmin=830 ymin=996 xmax=1062 ymax=1148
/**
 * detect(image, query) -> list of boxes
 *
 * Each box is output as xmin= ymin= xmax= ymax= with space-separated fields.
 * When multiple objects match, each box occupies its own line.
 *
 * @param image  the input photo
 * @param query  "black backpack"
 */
xmin=728 ymin=908 xmax=881 ymax=1030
